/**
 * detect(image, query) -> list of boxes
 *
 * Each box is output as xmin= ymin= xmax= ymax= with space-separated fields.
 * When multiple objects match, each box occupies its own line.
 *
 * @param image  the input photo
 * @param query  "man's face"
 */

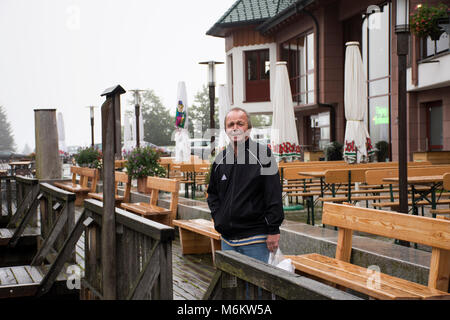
xmin=225 ymin=110 xmax=250 ymax=143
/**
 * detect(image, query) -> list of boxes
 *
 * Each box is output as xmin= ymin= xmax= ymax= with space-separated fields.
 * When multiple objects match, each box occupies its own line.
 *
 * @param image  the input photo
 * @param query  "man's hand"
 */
xmin=266 ymin=234 xmax=280 ymax=252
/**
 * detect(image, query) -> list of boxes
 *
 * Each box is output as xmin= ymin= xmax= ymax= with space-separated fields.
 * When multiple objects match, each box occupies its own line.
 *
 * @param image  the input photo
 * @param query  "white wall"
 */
xmin=226 ymin=43 xmax=277 ymax=114
xmin=407 ymin=53 xmax=450 ymax=92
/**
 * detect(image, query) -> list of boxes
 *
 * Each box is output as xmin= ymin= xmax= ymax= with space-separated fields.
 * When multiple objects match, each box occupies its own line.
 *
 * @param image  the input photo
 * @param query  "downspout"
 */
xmin=301 ymin=7 xmax=336 ymax=142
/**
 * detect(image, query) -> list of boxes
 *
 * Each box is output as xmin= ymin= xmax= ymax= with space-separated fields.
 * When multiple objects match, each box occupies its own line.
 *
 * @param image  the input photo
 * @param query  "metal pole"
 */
xmin=135 ymin=103 xmax=140 ymax=148
xmin=397 ymin=31 xmax=409 ymax=247
xmin=91 ymin=116 xmax=95 ymax=148
xmin=209 ymin=84 xmax=215 ymax=157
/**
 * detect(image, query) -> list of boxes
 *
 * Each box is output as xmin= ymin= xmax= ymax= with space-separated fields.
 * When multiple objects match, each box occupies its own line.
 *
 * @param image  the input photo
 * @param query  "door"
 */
xmin=427 ymin=103 xmax=443 ymax=151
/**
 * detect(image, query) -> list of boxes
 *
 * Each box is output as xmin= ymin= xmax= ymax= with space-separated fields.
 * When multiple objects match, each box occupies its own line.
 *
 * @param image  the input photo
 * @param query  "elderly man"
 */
xmin=207 ymin=107 xmax=284 ymax=263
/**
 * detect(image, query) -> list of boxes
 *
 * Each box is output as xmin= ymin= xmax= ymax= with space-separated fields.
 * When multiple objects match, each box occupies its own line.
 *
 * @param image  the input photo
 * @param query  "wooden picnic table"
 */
xmin=383 ymin=175 xmax=445 ymax=215
xmin=297 ymin=171 xmax=325 ymax=178
xmin=9 ymin=161 xmax=34 ymax=176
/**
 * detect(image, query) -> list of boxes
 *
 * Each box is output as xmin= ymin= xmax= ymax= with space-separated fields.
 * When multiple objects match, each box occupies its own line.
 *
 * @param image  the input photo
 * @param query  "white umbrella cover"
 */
xmin=57 ymin=112 xmax=66 ymax=152
xmin=217 ymin=84 xmax=231 ymax=151
xmin=343 ymin=42 xmax=374 ymax=163
xmin=270 ymin=62 xmax=301 ymax=162
xmin=174 ymin=81 xmax=190 ymax=162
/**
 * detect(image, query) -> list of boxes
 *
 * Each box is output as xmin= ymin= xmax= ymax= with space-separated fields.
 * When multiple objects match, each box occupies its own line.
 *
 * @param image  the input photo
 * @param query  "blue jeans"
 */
xmin=221 ymin=239 xmax=270 ymax=263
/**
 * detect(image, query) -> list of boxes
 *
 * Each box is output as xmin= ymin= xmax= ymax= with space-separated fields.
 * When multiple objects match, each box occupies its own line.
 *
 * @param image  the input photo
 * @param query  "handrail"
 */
xmin=203 ymin=251 xmax=360 ymax=300
xmin=82 ymin=199 xmax=175 ymax=299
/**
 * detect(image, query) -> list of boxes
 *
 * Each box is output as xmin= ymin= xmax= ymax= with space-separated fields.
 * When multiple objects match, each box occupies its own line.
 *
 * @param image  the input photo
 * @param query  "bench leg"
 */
xmin=178 ymin=228 xmax=211 ymax=255
xmin=75 ymin=193 xmax=88 ymax=206
xmin=210 ymin=238 xmax=221 ymax=266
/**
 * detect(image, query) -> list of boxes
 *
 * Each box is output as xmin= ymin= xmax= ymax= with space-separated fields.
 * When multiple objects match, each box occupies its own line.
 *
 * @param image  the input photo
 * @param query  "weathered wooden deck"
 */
xmin=0 ymin=202 xmax=215 ymax=300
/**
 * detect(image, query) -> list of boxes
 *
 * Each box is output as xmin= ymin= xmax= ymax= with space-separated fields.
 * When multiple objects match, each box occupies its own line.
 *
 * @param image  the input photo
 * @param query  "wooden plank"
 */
xmin=178 ymin=228 xmax=212 ymax=255
xmin=288 ymin=254 xmax=450 ymax=300
xmin=335 ymin=228 xmax=353 ymax=263
xmin=322 ymin=203 xmax=450 ymax=251
xmin=211 ymin=251 xmax=360 ymax=300
xmin=428 ymin=247 xmax=450 ymax=292
xmin=0 ymin=268 xmax=17 ymax=285
xmin=428 ymin=216 xmax=450 ymax=292
xmin=146 ymin=176 xmax=179 ymax=193
xmin=8 ymin=194 xmax=40 ymax=248
xmin=24 ymin=266 xmax=43 ymax=283
xmin=173 ymin=219 xmax=220 ymax=240
xmin=36 ymin=212 xmax=92 ymax=297
xmin=128 ymin=242 xmax=161 ymax=299
xmin=10 ymin=266 xmax=34 ymax=284
xmin=7 ymin=183 xmax=39 ymax=228
xmin=31 ymin=204 xmax=68 ymax=266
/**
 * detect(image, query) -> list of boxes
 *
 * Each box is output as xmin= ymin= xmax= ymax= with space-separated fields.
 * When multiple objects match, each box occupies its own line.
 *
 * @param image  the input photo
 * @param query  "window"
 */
xmin=228 ymin=54 xmax=234 ymax=104
xmin=245 ymin=49 xmax=270 ymax=102
xmin=281 ymin=32 xmax=315 ymax=105
xmin=421 ymin=32 xmax=449 ymax=59
xmin=362 ymin=3 xmax=390 ymax=145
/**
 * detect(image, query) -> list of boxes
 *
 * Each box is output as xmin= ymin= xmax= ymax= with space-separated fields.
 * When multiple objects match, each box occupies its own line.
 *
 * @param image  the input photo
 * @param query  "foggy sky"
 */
xmin=0 ymin=0 xmax=233 ymax=151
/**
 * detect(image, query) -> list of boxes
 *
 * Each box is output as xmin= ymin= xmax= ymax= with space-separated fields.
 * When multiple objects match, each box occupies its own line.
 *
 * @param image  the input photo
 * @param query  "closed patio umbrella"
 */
xmin=270 ymin=61 xmax=301 ymax=162
xmin=174 ymin=81 xmax=191 ymax=163
xmin=57 ymin=112 xmax=66 ymax=153
xmin=271 ymin=62 xmax=302 ymax=211
xmin=217 ymin=84 xmax=231 ymax=151
xmin=343 ymin=41 xmax=374 ymax=163
xmin=122 ymin=113 xmax=134 ymax=155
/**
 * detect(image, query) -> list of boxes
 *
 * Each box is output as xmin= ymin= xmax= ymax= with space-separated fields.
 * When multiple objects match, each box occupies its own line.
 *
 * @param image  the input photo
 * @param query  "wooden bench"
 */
xmin=430 ymin=173 xmax=450 ymax=216
xmin=173 ymin=218 xmax=221 ymax=265
xmin=172 ymin=163 xmax=209 ymax=199
xmin=87 ymin=171 xmax=131 ymax=206
xmin=120 ymin=176 xmax=180 ymax=226
xmin=286 ymin=203 xmax=450 ymax=300
xmin=53 ymin=166 xmax=98 ymax=206
xmin=366 ymin=166 xmax=450 ymax=210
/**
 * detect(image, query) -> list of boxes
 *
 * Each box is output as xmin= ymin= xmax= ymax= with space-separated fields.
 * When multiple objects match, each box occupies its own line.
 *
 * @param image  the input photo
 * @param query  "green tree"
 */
xmin=0 ymin=106 xmax=15 ymax=151
xmin=250 ymin=114 xmax=272 ymax=127
xmin=189 ymin=85 xmax=219 ymax=137
xmin=139 ymin=90 xmax=174 ymax=146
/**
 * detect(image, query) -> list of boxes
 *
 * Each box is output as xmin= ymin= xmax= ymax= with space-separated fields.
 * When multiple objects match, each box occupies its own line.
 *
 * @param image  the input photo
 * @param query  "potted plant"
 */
xmin=410 ymin=3 xmax=448 ymax=40
xmin=375 ymin=140 xmax=389 ymax=162
xmin=124 ymin=146 xmax=166 ymax=193
xmin=325 ymin=141 xmax=344 ymax=161
xmin=74 ymin=147 xmax=102 ymax=169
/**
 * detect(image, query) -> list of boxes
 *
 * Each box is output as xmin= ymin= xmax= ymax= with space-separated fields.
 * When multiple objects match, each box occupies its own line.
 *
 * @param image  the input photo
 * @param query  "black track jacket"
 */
xmin=207 ymin=138 xmax=284 ymax=240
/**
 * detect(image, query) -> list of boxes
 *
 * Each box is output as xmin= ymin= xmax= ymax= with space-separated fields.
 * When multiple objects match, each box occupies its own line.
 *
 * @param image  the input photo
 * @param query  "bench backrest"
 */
xmin=115 ymin=171 xmax=131 ymax=202
xmin=146 ymin=176 xmax=180 ymax=226
xmin=278 ymin=160 xmax=346 ymax=168
xmin=365 ymin=165 xmax=450 ymax=185
xmin=322 ymin=202 xmax=450 ymax=291
xmin=70 ymin=166 xmax=98 ymax=192
xmin=282 ymin=165 xmax=347 ymax=180
xmin=324 ymin=168 xmax=368 ymax=184
xmin=281 ymin=161 xmax=432 ymax=181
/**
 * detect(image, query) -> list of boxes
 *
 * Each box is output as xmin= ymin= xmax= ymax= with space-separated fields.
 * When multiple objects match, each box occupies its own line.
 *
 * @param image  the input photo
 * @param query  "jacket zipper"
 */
xmin=228 ymin=156 xmax=238 ymax=230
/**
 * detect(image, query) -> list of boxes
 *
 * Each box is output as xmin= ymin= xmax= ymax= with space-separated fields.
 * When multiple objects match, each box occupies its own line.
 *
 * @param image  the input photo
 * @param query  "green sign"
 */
xmin=373 ymin=106 xmax=389 ymax=125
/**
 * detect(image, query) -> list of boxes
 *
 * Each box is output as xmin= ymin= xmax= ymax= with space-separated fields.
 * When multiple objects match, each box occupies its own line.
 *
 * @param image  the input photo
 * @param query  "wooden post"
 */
xmin=100 ymin=85 xmax=125 ymax=300
xmin=34 ymin=109 xmax=62 ymax=179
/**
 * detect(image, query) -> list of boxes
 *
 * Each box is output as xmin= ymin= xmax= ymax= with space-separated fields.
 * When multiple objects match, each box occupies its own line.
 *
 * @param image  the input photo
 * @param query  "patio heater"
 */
xmin=199 ymin=60 xmax=223 ymax=157
xmin=130 ymin=89 xmax=145 ymax=148
xmin=86 ymin=106 xmax=97 ymax=148
xmin=396 ymin=0 xmax=410 ymax=245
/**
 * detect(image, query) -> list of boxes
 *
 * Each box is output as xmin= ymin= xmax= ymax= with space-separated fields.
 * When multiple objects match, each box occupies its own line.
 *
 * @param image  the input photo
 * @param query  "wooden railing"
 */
xmin=4 ymin=176 xmax=40 ymax=229
xmin=203 ymin=251 xmax=361 ymax=300
xmin=32 ymin=182 xmax=76 ymax=264
xmin=0 ymin=175 xmax=15 ymax=226
xmin=81 ymin=199 xmax=175 ymax=300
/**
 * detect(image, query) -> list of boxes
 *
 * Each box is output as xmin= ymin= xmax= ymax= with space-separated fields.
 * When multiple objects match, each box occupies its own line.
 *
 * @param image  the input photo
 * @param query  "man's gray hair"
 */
xmin=224 ymin=107 xmax=253 ymax=130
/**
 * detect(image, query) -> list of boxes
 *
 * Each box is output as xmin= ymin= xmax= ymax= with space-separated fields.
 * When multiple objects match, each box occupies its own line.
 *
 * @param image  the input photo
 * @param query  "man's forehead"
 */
xmin=226 ymin=110 xmax=247 ymax=122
